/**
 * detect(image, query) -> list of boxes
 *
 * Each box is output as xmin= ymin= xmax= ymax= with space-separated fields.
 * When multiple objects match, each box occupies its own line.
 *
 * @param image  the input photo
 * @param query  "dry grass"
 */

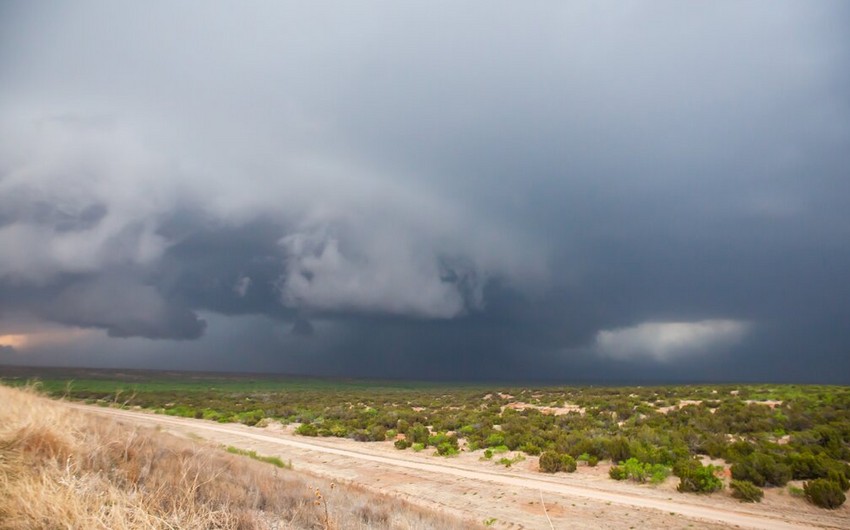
xmin=0 ymin=384 xmax=475 ymax=530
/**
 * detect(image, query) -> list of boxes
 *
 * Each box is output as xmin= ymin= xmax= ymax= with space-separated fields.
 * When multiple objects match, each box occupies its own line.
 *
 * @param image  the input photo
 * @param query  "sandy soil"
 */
xmin=68 ymin=403 xmax=849 ymax=530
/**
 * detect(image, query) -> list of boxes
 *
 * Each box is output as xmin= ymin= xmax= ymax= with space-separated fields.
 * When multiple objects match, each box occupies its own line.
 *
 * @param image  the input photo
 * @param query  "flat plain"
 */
xmin=2 ymin=367 xmax=849 ymax=529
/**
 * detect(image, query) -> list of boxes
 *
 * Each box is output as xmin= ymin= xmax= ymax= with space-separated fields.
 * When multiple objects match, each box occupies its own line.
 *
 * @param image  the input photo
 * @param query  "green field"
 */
xmin=3 ymin=366 xmax=848 ymax=508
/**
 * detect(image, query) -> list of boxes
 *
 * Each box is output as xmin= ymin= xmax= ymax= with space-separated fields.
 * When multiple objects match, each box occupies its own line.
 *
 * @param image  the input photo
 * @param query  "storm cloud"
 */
xmin=1 ymin=1 xmax=848 ymax=382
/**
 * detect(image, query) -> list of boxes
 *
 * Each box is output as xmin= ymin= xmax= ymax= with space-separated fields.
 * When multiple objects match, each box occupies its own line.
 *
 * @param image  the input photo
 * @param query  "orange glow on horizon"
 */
xmin=0 ymin=328 xmax=95 ymax=350
xmin=0 ymin=334 xmax=28 ymax=349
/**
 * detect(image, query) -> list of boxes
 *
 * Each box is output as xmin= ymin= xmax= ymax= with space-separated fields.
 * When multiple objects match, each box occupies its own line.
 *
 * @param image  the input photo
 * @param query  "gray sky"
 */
xmin=1 ymin=1 xmax=849 ymax=382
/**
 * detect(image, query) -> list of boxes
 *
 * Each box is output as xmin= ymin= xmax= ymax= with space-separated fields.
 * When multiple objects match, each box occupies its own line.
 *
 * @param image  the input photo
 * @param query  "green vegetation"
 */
xmin=803 ymin=479 xmax=846 ymax=509
xmin=730 ymin=480 xmax=763 ymax=502
xmin=4 ymin=369 xmax=850 ymax=507
xmin=674 ymin=459 xmax=723 ymax=493
xmin=610 ymin=458 xmax=671 ymax=485
xmin=539 ymin=451 xmax=576 ymax=473
xmin=225 ymin=446 xmax=291 ymax=469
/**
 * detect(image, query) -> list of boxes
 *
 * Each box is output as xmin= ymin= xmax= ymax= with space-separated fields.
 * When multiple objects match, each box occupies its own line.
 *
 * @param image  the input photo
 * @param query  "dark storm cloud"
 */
xmin=1 ymin=1 xmax=849 ymax=382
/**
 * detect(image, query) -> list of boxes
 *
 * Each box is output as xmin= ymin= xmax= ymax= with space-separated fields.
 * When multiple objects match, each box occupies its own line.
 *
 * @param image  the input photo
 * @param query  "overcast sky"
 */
xmin=1 ymin=1 xmax=849 ymax=383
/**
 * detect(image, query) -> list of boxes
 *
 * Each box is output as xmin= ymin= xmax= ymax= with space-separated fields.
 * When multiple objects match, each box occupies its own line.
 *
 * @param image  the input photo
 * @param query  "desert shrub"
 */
xmin=394 ymin=439 xmax=410 ymax=450
xmin=788 ymin=452 xmax=830 ymax=480
xmin=368 ymin=425 xmax=387 ymax=441
xmin=539 ymin=451 xmax=561 ymax=473
xmin=649 ymin=464 xmax=671 ymax=484
xmin=560 ymin=454 xmax=577 ymax=473
xmin=411 ymin=442 xmax=425 ymax=452
xmin=538 ymin=451 xmax=577 ymax=473
xmin=804 ymin=479 xmax=846 ymax=509
xmin=483 ymin=448 xmax=493 ymax=459
xmin=609 ymin=465 xmax=627 ymax=480
xmin=587 ymin=455 xmax=599 ymax=467
xmin=295 ymin=423 xmax=318 ymax=436
xmin=731 ymin=453 xmax=791 ymax=487
xmin=519 ymin=442 xmax=541 ymax=455
xmin=827 ymin=467 xmax=850 ymax=492
xmin=677 ymin=461 xmax=723 ymax=493
xmin=484 ymin=433 xmax=505 ymax=447
xmin=607 ymin=436 xmax=631 ymax=462
xmin=621 ymin=458 xmax=647 ymax=482
xmin=237 ymin=409 xmax=265 ymax=426
xmin=730 ymin=480 xmax=763 ymax=502
xmin=608 ymin=458 xmax=669 ymax=484
xmin=436 ymin=442 xmax=459 ymax=456
xmin=409 ymin=424 xmax=430 ymax=445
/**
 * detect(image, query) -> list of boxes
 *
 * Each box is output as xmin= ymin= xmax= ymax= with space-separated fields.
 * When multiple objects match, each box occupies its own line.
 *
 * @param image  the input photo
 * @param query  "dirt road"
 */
xmin=72 ymin=403 xmax=848 ymax=530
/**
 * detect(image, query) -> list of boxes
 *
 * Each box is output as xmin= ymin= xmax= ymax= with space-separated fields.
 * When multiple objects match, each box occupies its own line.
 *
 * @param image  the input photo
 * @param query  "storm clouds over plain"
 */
xmin=1 ymin=2 xmax=849 ymax=382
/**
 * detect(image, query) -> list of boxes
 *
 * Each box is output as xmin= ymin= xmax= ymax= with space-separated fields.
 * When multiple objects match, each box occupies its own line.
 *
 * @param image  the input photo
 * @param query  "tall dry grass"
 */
xmin=0 ymin=384 xmax=475 ymax=530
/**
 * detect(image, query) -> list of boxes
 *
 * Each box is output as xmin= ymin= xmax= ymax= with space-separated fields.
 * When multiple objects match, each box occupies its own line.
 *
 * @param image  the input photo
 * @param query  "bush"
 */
xmin=519 ymin=442 xmax=541 ymax=455
xmin=295 ymin=423 xmax=318 ymax=436
xmin=827 ymin=468 xmax=850 ymax=492
xmin=731 ymin=453 xmax=791 ymax=487
xmin=411 ymin=442 xmax=425 ymax=452
xmin=677 ymin=461 xmax=723 ymax=494
xmin=730 ymin=480 xmax=763 ymax=503
xmin=394 ymin=439 xmax=410 ymax=450
xmin=608 ymin=458 xmax=669 ymax=484
xmin=804 ymin=479 xmax=846 ymax=509
xmin=409 ymin=424 xmax=430 ymax=445
xmin=437 ymin=442 xmax=459 ymax=456
xmin=560 ymin=454 xmax=577 ymax=473
xmin=607 ymin=437 xmax=631 ymax=463
xmin=539 ymin=451 xmax=562 ymax=473
xmin=609 ymin=465 xmax=627 ymax=480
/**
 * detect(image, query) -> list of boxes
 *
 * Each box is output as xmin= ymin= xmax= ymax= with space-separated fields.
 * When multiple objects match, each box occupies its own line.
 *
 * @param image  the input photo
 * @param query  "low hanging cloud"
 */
xmin=595 ymin=319 xmax=750 ymax=362
xmin=43 ymin=276 xmax=206 ymax=340
xmin=279 ymin=227 xmax=472 ymax=318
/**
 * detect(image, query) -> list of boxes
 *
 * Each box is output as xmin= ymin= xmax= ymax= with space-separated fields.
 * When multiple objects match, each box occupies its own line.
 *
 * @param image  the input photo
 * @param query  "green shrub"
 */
xmin=409 ymin=424 xmax=430 ymax=445
xmin=295 ymin=423 xmax=318 ymax=436
xmin=368 ymin=424 xmax=387 ymax=441
xmin=411 ymin=442 xmax=425 ymax=452
xmin=827 ymin=468 xmax=850 ymax=492
xmin=607 ymin=437 xmax=631 ymax=462
xmin=609 ymin=465 xmax=627 ymax=480
xmin=649 ymin=464 xmax=671 ymax=484
xmin=607 ymin=458 xmax=669 ymax=484
xmin=804 ymin=479 xmax=846 ymax=509
xmin=539 ymin=451 xmax=562 ymax=473
xmin=560 ymin=454 xmax=577 ymax=473
xmin=731 ymin=453 xmax=791 ymax=487
xmin=485 ymin=433 xmax=505 ymax=447
xmin=677 ymin=461 xmax=723 ymax=494
xmin=622 ymin=458 xmax=648 ymax=482
xmin=394 ymin=438 xmax=410 ymax=450
xmin=437 ymin=442 xmax=459 ymax=456
xmin=483 ymin=448 xmax=494 ymax=459
xmin=730 ymin=480 xmax=763 ymax=503
xmin=519 ymin=442 xmax=541 ymax=455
